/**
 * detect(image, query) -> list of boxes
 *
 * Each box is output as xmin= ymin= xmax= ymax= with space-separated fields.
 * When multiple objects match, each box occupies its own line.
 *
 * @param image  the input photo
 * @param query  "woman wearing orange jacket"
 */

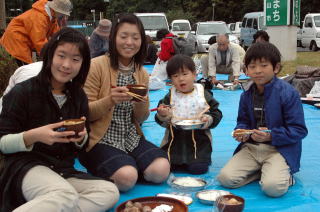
xmin=0 ymin=0 xmax=72 ymax=66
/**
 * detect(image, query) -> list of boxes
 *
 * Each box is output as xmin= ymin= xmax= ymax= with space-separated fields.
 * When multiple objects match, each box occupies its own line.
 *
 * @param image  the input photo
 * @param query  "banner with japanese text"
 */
xmin=265 ymin=0 xmax=290 ymax=26
xmin=292 ymin=0 xmax=300 ymax=26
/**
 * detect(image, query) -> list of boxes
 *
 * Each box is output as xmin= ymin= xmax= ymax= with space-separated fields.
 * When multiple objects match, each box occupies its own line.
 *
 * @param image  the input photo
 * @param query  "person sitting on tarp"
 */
xmin=155 ymin=54 xmax=222 ymax=175
xmin=89 ymin=19 xmax=112 ymax=58
xmin=217 ymin=42 xmax=308 ymax=197
xmin=144 ymin=35 xmax=158 ymax=65
xmin=253 ymin=30 xmax=270 ymax=43
xmin=150 ymin=29 xmax=175 ymax=82
xmin=206 ymin=34 xmax=241 ymax=85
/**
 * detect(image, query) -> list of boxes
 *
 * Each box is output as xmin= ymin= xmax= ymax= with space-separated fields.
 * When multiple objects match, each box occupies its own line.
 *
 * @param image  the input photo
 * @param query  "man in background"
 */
xmin=0 ymin=0 xmax=72 ymax=66
xmin=207 ymin=34 xmax=241 ymax=85
xmin=89 ymin=19 xmax=112 ymax=58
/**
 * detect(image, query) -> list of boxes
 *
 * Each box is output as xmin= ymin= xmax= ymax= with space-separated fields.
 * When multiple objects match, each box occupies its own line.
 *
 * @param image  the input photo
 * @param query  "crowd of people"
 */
xmin=0 ymin=2 xmax=309 ymax=210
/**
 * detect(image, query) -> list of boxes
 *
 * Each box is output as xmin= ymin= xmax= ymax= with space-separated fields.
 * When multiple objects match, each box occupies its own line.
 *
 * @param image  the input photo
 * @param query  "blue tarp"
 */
xmin=76 ymin=65 xmax=320 ymax=211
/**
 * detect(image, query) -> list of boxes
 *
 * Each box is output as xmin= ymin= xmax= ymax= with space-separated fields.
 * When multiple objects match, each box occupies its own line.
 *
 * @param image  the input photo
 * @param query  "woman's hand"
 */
xmin=69 ymin=116 xmax=87 ymax=143
xmin=23 ymin=121 xmax=84 ymax=147
xmin=111 ymin=86 xmax=132 ymax=104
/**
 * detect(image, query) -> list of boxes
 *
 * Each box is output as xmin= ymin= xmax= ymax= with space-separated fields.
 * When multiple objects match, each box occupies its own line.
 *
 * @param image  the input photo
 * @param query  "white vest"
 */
xmin=170 ymin=83 xmax=209 ymax=123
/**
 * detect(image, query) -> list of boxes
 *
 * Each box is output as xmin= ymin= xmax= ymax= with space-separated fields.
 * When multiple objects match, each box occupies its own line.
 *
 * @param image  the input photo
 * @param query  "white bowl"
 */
xmin=196 ymin=190 xmax=231 ymax=205
xmin=171 ymin=177 xmax=207 ymax=191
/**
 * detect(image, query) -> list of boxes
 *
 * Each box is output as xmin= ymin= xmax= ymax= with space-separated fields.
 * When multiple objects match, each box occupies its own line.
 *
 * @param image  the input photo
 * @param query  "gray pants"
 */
xmin=217 ymin=143 xmax=292 ymax=197
xmin=14 ymin=165 xmax=119 ymax=212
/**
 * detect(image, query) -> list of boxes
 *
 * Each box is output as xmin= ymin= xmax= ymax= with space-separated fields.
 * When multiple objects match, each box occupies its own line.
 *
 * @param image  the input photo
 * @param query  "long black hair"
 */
xmin=37 ymin=27 xmax=91 ymax=90
xmin=109 ymin=13 xmax=147 ymax=70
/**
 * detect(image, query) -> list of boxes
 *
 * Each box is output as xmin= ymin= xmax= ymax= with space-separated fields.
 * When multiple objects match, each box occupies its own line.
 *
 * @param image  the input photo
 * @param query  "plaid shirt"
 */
xmin=100 ymin=67 xmax=141 ymax=152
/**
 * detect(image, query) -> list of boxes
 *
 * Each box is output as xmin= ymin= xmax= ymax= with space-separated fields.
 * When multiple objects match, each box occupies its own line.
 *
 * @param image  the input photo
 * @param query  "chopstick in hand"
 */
xmin=126 ymin=91 xmax=146 ymax=102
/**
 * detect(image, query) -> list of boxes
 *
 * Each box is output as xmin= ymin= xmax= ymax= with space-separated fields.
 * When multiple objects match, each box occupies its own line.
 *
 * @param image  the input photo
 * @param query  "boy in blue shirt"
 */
xmin=217 ymin=42 xmax=308 ymax=197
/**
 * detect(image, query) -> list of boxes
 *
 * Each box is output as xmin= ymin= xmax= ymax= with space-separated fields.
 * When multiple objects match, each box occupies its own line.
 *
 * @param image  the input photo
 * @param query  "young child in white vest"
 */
xmin=155 ymin=54 xmax=223 ymax=174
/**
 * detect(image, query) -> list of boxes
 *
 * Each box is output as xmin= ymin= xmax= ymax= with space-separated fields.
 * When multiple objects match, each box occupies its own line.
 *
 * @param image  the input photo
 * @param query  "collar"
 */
xmin=247 ymin=76 xmax=278 ymax=91
xmin=118 ymin=60 xmax=134 ymax=71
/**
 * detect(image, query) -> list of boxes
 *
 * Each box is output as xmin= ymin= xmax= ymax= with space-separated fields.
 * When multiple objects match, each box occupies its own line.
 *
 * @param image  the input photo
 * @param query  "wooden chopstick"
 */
xmin=111 ymin=86 xmax=146 ymax=102
xmin=126 ymin=91 xmax=146 ymax=102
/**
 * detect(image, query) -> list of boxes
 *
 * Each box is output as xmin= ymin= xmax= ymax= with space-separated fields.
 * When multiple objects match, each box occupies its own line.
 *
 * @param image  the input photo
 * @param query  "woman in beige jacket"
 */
xmin=79 ymin=13 xmax=170 ymax=192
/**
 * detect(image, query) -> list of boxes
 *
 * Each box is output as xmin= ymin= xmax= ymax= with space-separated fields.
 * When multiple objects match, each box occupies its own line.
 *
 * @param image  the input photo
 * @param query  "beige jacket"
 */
xmin=208 ymin=43 xmax=241 ymax=77
xmin=84 ymin=55 xmax=150 ymax=151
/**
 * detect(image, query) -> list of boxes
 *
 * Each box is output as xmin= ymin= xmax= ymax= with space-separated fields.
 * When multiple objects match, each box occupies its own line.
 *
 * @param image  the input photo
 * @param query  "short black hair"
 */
xmin=166 ymin=54 xmax=195 ymax=78
xmin=156 ymin=28 xmax=170 ymax=40
xmin=244 ymin=42 xmax=281 ymax=72
xmin=109 ymin=13 xmax=147 ymax=70
xmin=253 ymin=30 xmax=270 ymax=43
xmin=38 ymin=27 xmax=90 ymax=89
xmin=208 ymin=35 xmax=216 ymax=45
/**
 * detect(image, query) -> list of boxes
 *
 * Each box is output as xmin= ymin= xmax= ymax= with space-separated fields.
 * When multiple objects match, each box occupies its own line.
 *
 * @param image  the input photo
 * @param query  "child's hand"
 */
xmin=251 ymin=129 xmax=271 ymax=143
xmin=211 ymin=77 xmax=220 ymax=85
xmin=200 ymin=114 xmax=212 ymax=129
xmin=200 ymin=115 xmax=209 ymax=123
xmin=233 ymin=129 xmax=251 ymax=142
xmin=157 ymin=104 xmax=172 ymax=118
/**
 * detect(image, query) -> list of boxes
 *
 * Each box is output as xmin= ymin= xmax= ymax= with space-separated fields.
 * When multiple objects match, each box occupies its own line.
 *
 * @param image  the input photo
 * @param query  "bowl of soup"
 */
xmin=215 ymin=194 xmax=244 ymax=212
xmin=127 ymin=84 xmax=148 ymax=101
xmin=62 ymin=118 xmax=85 ymax=138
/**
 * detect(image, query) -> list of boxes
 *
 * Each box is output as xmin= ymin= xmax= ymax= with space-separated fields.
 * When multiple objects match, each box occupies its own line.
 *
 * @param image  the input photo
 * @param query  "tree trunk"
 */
xmin=0 ymin=0 xmax=6 ymax=31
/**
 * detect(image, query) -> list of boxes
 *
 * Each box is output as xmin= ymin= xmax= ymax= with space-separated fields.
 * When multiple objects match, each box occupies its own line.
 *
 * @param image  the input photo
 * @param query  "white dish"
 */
xmin=173 ymin=120 xmax=205 ymax=130
xmin=171 ymin=177 xmax=207 ymax=191
xmin=301 ymin=97 xmax=320 ymax=105
xmin=196 ymin=190 xmax=231 ymax=205
xmin=156 ymin=193 xmax=193 ymax=205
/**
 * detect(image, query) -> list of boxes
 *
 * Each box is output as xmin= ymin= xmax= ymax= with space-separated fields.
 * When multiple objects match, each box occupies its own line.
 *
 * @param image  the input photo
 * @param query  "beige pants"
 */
xmin=217 ymin=143 xmax=291 ymax=197
xmin=14 ymin=165 xmax=119 ymax=212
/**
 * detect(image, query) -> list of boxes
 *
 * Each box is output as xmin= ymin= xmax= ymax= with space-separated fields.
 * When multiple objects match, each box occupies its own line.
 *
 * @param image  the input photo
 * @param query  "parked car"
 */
xmin=171 ymin=19 xmax=192 ymax=38
xmin=193 ymin=21 xmax=239 ymax=53
xmin=135 ymin=13 xmax=169 ymax=48
xmin=300 ymin=13 xmax=320 ymax=51
xmin=229 ymin=21 xmax=242 ymax=39
xmin=240 ymin=12 xmax=266 ymax=49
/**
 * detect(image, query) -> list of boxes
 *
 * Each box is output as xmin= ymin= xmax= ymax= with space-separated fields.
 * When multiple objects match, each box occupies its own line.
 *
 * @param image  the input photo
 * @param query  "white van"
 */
xmin=135 ymin=13 xmax=169 ymax=47
xmin=229 ymin=21 xmax=242 ymax=39
xmin=171 ymin=19 xmax=191 ymax=38
xmin=301 ymin=13 xmax=320 ymax=51
xmin=240 ymin=12 xmax=266 ymax=49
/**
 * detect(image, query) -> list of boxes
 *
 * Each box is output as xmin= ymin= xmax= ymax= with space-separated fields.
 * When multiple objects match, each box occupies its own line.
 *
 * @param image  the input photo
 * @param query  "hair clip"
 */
xmin=57 ymin=35 xmax=60 ymax=41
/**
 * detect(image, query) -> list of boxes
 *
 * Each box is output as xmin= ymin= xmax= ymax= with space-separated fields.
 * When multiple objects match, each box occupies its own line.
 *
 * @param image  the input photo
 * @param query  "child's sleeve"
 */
xmin=155 ymin=92 xmax=171 ymax=128
xmin=235 ymin=93 xmax=251 ymax=130
xmin=271 ymin=90 xmax=308 ymax=146
xmin=204 ymin=90 xmax=223 ymax=129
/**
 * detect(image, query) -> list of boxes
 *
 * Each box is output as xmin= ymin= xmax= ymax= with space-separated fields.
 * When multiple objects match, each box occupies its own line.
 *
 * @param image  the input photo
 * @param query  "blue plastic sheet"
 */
xmin=75 ymin=65 xmax=320 ymax=211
